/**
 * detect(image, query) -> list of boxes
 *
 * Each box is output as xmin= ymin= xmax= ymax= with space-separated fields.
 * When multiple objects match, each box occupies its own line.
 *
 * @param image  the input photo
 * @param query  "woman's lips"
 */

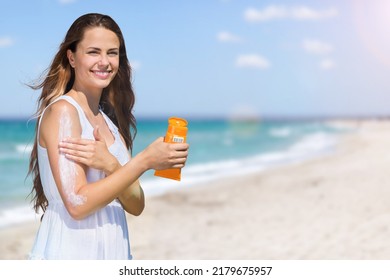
xmin=91 ymin=70 xmax=112 ymax=79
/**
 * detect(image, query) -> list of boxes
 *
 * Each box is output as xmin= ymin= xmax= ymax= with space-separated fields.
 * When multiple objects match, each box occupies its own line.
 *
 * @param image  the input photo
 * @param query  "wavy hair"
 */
xmin=28 ymin=13 xmax=137 ymax=214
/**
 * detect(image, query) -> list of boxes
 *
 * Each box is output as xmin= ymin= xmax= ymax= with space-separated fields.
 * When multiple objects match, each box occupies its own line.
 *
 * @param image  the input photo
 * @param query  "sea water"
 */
xmin=0 ymin=118 xmax=351 ymax=228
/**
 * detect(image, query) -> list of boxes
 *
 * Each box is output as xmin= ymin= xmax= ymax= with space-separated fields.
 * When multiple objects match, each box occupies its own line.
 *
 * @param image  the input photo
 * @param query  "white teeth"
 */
xmin=93 ymin=71 xmax=110 ymax=77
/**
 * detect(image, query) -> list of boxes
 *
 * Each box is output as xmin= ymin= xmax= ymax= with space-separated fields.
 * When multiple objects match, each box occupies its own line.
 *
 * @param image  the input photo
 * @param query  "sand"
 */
xmin=2 ymin=119 xmax=390 ymax=260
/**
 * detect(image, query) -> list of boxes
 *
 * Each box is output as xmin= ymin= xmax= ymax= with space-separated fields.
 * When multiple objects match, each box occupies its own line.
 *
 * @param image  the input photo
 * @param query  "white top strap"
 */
xmin=37 ymin=95 xmax=89 ymax=143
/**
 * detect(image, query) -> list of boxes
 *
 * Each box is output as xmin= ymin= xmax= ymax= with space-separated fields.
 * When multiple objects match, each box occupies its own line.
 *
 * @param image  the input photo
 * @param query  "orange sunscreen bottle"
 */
xmin=154 ymin=117 xmax=188 ymax=181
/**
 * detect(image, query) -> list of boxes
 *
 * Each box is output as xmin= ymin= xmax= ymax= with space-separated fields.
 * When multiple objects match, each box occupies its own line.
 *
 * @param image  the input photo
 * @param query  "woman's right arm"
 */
xmin=40 ymin=101 xmax=188 ymax=220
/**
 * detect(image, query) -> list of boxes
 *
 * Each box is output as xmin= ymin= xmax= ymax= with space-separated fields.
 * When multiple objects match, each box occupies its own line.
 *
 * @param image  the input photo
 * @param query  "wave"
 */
xmin=288 ymin=132 xmax=336 ymax=158
xmin=269 ymin=127 xmax=292 ymax=138
xmin=0 ymin=143 xmax=33 ymax=161
xmin=0 ymin=205 xmax=40 ymax=229
xmin=141 ymin=131 xmax=339 ymax=197
xmin=0 ymin=131 xmax=339 ymax=229
xmin=16 ymin=143 xmax=33 ymax=154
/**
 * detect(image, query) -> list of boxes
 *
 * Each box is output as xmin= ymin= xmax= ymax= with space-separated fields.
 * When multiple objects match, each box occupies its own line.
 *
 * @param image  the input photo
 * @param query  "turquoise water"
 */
xmin=0 ymin=118 xmax=348 ymax=228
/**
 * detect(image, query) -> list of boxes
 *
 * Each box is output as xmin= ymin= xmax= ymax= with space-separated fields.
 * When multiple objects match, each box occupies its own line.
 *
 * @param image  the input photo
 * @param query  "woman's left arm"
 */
xmin=116 ymin=179 xmax=145 ymax=216
xmin=104 ymin=153 xmax=145 ymax=216
xmin=58 ymin=126 xmax=145 ymax=216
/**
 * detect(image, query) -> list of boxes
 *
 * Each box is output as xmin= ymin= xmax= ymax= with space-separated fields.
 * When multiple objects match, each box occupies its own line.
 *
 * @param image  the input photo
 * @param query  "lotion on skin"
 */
xmin=58 ymin=108 xmax=87 ymax=206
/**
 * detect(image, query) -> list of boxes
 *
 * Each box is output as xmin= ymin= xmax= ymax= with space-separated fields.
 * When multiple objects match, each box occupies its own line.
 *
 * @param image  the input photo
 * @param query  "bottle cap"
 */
xmin=168 ymin=117 xmax=188 ymax=127
xmin=167 ymin=117 xmax=188 ymax=135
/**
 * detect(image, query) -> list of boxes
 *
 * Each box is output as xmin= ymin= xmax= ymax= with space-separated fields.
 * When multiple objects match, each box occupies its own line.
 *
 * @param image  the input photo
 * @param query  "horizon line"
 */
xmin=2 ymin=114 xmax=390 ymax=122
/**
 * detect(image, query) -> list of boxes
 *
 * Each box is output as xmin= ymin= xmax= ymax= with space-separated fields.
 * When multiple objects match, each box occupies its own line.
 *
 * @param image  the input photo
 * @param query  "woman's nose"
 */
xmin=99 ymin=54 xmax=109 ymax=66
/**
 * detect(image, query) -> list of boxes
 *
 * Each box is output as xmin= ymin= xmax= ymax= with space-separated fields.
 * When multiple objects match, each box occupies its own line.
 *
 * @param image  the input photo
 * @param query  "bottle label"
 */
xmin=172 ymin=136 xmax=184 ymax=143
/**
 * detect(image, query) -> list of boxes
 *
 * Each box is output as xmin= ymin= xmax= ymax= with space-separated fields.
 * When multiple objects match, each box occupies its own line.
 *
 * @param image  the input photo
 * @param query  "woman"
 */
xmin=28 ymin=13 xmax=189 ymax=259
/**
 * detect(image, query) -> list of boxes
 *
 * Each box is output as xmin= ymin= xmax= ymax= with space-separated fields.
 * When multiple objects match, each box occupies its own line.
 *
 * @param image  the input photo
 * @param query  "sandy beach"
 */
xmin=2 ymin=119 xmax=390 ymax=260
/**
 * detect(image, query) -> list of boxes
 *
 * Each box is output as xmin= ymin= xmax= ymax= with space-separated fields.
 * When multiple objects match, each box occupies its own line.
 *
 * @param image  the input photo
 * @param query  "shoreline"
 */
xmin=2 ymin=120 xmax=390 ymax=259
xmin=0 ymin=120 xmax=342 ymax=229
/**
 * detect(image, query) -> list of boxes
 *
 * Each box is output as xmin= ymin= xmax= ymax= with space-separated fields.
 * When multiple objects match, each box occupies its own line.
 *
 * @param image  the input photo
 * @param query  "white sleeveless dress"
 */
xmin=29 ymin=95 xmax=132 ymax=260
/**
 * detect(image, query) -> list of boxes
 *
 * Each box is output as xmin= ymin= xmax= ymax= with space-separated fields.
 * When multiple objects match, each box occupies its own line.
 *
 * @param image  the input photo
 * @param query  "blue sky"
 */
xmin=1 ymin=0 xmax=390 ymax=119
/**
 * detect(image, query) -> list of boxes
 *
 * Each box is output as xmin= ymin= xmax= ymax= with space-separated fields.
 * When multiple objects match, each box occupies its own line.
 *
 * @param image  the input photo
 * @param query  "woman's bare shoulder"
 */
xmin=44 ymin=99 xmax=78 ymax=118
xmin=39 ymin=99 xmax=81 ymax=147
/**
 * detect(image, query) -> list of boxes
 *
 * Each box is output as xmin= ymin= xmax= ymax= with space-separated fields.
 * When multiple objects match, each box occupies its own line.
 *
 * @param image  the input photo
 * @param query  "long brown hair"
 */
xmin=28 ymin=13 xmax=137 ymax=214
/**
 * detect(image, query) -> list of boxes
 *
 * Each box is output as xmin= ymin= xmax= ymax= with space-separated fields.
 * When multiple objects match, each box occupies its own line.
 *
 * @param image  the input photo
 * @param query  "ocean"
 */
xmin=0 ymin=118 xmax=350 ymax=228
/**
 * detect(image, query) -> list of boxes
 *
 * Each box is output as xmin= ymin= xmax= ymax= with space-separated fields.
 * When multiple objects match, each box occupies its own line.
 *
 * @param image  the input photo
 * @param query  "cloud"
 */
xmin=245 ymin=6 xmax=287 ymax=22
xmin=236 ymin=54 xmax=270 ymax=69
xmin=302 ymin=40 xmax=335 ymax=70
xmin=130 ymin=60 xmax=141 ymax=70
xmin=291 ymin=6 xmax=338 ymax=20
xmin=228 ymin=104 xmax=261 ymax=121
xmin=319 ymin=58 xmax=336 ymax=70
xmin=58 ymin=0 xmax=77 ymax=4
xmin=302 ymin=39 xmax=333 ymax=55
xmin=0 ymin=37 xmax=14 ymax=47
xmin=217 ymin=31 xmax=242 ymax=43
xmin=244 ymin=5 xmax=338 ymax=22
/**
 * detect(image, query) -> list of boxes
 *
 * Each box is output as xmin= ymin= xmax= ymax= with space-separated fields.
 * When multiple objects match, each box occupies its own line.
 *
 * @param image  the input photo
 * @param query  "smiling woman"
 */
xmin=26 ymin=13 xmax=189 ymax=260
xmin=67 ymin=27 xmax=119 ymax=89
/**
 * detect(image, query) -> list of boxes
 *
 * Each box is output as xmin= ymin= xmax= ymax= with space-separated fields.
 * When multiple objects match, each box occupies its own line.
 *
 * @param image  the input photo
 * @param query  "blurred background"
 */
xmin=1 ymin=0 xmax=390 ymax=231
xmin=2 ymin=0 xmax=390 ymax=119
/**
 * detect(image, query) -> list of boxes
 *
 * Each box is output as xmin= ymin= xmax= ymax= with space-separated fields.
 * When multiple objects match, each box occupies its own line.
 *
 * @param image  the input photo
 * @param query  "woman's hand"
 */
xmin=138 ymin=137 xmax=189 ymax=170
xmin=58 ymin=126 xmax=120 ymax=175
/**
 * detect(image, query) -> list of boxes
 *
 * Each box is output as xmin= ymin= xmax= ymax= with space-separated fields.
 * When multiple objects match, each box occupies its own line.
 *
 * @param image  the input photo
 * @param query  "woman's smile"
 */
xmin=91 ymin=70 xmax=113 ymax=79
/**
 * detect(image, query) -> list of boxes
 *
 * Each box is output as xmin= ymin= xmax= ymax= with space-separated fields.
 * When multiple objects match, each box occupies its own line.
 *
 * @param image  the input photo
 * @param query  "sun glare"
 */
xmin=353 ymin=0 xmax=390 ymax=67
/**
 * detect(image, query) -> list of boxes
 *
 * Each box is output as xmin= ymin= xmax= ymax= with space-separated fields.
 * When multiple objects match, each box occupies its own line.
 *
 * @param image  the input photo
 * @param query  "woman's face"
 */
xmin=67 ymin=27 xmax=120 ymax=93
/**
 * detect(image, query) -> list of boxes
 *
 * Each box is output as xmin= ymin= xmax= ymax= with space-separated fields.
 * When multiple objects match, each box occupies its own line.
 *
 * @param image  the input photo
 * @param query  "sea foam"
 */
xmin=140 ymin=131 xmax=339 ymax=197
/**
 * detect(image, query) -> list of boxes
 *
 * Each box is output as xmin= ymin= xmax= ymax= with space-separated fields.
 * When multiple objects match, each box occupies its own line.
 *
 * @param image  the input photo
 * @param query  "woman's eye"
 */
xmin=108 ymin=52 xmax=119 ymax=57
xmin=88 ymin=51 xmax=99 ymax=55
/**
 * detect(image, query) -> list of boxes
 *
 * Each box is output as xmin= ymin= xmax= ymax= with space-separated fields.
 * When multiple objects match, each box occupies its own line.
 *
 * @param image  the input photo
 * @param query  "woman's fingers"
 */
xmin=59 ymin=146 xmax=87 ymax=156
xmin=59 ymin=147 xmax=93 ymax=164
xmin=171 ymin=151 xmax=188 ymax=162
xmin=171 ymin=145 xmax=189 ymax=158
xmin=60 ymin=138 xmax=95 ymax=147
xmin=143 ymin=137 xmax=190 ymax=170
xmin=168 ymin=145 xmax=189 ymax=168
xmin=62 ymin=152 xmax=88 ymax=165
xmin=172 ymin=143 xmax=189 ymax=151
xmin=59 ymin=139 xmax=96 ymax=161
xmin=59 ymin=140 xmax=96 ymax=153
xmin=63 ymin=137 xmax=95 ymax=144
xmin=58 ymin=136 xmax=116 ymax=173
